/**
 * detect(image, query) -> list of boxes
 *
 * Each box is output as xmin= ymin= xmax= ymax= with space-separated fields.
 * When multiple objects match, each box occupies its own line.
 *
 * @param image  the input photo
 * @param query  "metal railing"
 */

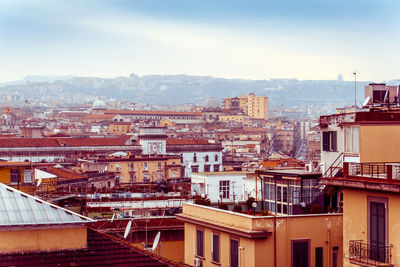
xmin=323 ymin=152 xmax=343 ymax=178
xmin=348 ymin=163 xmax=400 ymax=179
xmin=349 ymin=240 xmax=393 ymax=266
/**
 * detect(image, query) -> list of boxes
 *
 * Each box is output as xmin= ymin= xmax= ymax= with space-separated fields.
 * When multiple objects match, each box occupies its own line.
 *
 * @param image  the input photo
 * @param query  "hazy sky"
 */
xmin=1 ymin=0 xmax=399 ymax=82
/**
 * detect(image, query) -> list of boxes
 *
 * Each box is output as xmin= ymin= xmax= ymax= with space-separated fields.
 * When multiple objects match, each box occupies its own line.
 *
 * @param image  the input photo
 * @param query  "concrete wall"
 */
xmin=0 ymin=226 xmax=87 ymax=253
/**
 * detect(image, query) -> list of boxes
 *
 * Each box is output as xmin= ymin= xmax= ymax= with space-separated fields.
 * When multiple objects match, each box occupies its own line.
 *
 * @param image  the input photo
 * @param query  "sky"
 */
xmin=0 ymin=0 xmax=399 ymax=83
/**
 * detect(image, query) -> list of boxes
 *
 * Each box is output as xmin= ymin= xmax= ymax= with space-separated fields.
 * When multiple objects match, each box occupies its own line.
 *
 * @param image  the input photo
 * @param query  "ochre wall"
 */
xmin=0 ymin=226 xmax=87 ymax=253
xmin=182 ymin=204 xmax=342 ymax=267
xmin=360 ymin=125 xmax=400 ymax=163
xmin=343 ymin=189 xmax=400 ymax=267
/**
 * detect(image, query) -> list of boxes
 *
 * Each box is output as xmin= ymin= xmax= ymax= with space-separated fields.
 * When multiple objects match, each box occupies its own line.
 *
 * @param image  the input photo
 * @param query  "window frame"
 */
xmin=196 ymin=228 xmax=205 ymax=258
xmin=219 ymin=180 xmax=230 ymax=199
xmin=211 ymin=232 xmax=220 ymax=264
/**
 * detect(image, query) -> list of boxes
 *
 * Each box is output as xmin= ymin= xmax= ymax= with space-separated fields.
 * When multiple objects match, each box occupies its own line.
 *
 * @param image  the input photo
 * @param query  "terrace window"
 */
xmin=322 ymin=131 xmax=337 ymax=152
xmin=344 ymin=126 xmax=359 ymax=153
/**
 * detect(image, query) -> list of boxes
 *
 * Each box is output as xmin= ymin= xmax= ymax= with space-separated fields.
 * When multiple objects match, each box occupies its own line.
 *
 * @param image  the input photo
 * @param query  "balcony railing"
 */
xmin=349 ymin=240 xmax=393 ymax=266
xmin=348 ymin=163 xmax=400 ymax=180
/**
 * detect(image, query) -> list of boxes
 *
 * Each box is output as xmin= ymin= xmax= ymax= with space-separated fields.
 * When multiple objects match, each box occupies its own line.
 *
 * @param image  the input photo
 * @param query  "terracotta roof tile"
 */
xmin=166 ymin=139 xmax=211 ymax=145
xmin=0 ymin=228 xmax=174 ymax=266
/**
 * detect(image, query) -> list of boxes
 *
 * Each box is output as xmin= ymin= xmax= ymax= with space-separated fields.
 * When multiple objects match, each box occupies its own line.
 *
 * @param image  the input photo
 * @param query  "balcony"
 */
xmin=348 ymin=163 xmax=400 ymax=180
xmin=349 ymin=240 xmax=393 ymax=266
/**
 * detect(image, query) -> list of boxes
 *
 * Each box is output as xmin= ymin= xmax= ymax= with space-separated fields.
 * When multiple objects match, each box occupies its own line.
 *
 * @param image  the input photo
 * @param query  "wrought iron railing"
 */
xmin=349 ymin=240 xmax=393 ymax=266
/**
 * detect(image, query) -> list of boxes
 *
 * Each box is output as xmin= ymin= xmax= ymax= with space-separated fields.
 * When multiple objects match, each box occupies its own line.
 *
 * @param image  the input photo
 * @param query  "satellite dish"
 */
xmin=187 ymin=162 xmax=192 ymax=169
xmin=111 ymin=213 xmax=116 ymax=222
xmin=362 ymin=96 xmax=371 ymax=108
xmin=300 ymin=202 xmax=306 ymax=208
xmin=36 ymin=177 xmax=42 ymax=187
xmin=384 ymin=90 xmax=389 ymax=103
xmin=124 ymin=220 xmax=132 ymax=239
xmin=151 ymin=231 xmax=161 ymax=252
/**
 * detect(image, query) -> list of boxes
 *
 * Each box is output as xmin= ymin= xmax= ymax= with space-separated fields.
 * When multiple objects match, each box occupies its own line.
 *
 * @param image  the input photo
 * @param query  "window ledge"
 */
xmin=211 ymin=260 xmax=221 ymax=266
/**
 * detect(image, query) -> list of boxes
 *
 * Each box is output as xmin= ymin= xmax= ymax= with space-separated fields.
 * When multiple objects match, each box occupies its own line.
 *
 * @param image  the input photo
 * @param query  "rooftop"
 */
xmin=0 ymin=183 xmax=93 ymax=227
xmin=0 ymin=228 xmax=178 ymax=266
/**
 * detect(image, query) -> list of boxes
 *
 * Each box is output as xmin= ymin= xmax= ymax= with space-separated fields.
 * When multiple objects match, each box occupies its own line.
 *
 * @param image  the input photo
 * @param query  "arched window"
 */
xmin=215 ymin=155 xmax=218 ymax=162
xmin=193 ymin=153 xmax=197 ymax=163
xmin=205 ymin=155 xmax=209 ymax=162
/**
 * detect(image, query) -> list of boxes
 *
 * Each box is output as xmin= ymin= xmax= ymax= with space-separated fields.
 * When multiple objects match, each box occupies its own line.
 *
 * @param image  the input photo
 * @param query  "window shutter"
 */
xmin=322 ymin=132 xmax=330 ymax=151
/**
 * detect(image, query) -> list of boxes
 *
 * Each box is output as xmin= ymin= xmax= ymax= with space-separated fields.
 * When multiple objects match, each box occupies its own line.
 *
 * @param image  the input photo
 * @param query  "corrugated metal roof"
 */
xmin=0 ymin=183 xmax=94 ymax=226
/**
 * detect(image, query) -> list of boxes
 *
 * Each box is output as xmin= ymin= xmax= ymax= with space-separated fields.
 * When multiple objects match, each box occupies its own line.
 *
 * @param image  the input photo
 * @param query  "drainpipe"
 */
xmin=274 ymin=215 xmax=277 ymax=267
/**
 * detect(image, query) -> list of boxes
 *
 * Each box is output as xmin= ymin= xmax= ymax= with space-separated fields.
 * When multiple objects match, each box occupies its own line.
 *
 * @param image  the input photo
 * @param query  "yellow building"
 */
xmin=105 ymin=155 xmax=183 ymax=183
xmin=108 ymin=121 xmax=132 ymax=134
xmin=320 ymin=107 xmax=400 ymax=266
xmin=247 ymin=93 xmax=269 ymax=120
xmin=178 ymin=203 xmax=342 ymax=267
xmin=219 ymin=114 xmax=249 ymax=123
xmin=0 ymin=162 xmax=57 ymax=194
xmin=222 ymin=93 xmax=269 ymax=120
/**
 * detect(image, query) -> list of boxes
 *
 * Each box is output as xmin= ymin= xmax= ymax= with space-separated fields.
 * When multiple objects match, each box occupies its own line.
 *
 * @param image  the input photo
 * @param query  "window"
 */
xmin=230 ymin=238 xmax=239 ymax=267
xmin=212 ymin=233 xmax=220 ymax=263
xmin=322 ymin=131 xmax=337 ymax=152
xmin=143 ymin=173 xmax=149 ymax=183
xmin=10 ymin=169 xmax=19 ymax=184
xmin=292 ymin=240 xmax=309 ymax=267
xmin=344 ymin=126 xmax=359 ymax=153
xmin=130 ymin=174 xmax=136 ymax=183
xmin=192 ymin=166 xmax=199 ymax=173
xmin=215 ymin=155 xmax=218 ymax=162
xmin=219 ymin=180 xmax=230 ymax=199
xmin=369 ymin=200 xmax=386 ymax=262
xmin=205 ymin=155 xmax=209 ymax=162
xmin=204 ymin=165 xmax=210 ymax=172
xmin=115 ymin=164 xmax=120 ymax=172
xmin=158 ymin=162 xmax=162 ymax=170
xmin=193 ymin=153 xmax=197 ymax=163
xmin=213 ymin=164 xmax=220 ymax=172
xmin=158 ymin=173 xmax=162 ymax=181
xmin=332 ymin=247 xmax=338 ymax=267
xmin=196 ymin=229 xmax=204 ymax=258
xmin=315 ymin=247 xmax=323 ymax=267
xmin=144 ymin=162 xmax=148 ymax=171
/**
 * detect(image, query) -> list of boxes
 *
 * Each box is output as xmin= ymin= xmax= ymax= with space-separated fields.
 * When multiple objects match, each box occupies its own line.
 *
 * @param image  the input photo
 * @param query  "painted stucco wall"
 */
xmin=359 ymin=125 xmax=400 ymax=163
xmin=0 ymin=226 xmax=87 ymax=253
xmin=181 ymin=203 xmax=342 ymax=267
xmin=343 ymin=189 xmax=400 ymax=267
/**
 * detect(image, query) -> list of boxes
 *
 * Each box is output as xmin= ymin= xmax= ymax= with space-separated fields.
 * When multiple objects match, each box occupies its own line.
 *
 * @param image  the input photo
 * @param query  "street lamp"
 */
xmin=252 ymin=202 xmax=257 ymax=216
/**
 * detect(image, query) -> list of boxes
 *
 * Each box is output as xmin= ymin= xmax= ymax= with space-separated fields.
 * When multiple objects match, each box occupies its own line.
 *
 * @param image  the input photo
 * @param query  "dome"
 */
xmin=204 ymin=97 xmax=220 ymax=108
xmin=92 ymin=100 xmax=107 ymax=110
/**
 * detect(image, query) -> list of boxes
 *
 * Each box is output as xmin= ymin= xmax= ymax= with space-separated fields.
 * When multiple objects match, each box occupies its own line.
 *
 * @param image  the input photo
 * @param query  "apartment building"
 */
xmin=177 ymin=203 xmax=342 ymax=267
xmin=222 ymin=93 xmax=269 ymax=120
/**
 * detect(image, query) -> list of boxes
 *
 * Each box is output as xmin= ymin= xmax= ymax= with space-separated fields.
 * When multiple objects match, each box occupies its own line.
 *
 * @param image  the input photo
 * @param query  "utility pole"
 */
xmin=353 ymin=71 xmax=357 ymax=111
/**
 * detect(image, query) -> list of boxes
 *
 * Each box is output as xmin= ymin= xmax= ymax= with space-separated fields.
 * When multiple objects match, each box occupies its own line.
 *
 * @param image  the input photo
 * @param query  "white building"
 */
xmin=191 ymin=172 xmax=253 ymax=203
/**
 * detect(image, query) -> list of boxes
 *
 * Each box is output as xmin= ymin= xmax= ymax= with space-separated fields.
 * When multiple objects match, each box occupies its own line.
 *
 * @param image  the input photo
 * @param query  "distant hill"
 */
xmin=0 ymin=73 xmax=373 ymax=107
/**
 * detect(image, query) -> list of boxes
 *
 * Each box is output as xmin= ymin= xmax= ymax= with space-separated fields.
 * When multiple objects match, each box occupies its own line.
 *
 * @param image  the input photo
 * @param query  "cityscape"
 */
xmin=1 ymin=1 xmax=400 ymax=267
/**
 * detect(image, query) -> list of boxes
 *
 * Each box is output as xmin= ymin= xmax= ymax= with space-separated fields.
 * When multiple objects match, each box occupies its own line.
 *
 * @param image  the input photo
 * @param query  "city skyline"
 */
xmin=1 ymin=0 xmax=399 ymax=83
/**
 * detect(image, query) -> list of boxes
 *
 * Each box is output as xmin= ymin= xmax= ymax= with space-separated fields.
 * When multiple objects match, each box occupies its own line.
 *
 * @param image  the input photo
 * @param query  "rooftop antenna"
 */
xmin=123 ymin=220 xmax=132 ymax=239
xmin=151 ymin=231 xmax=161 ymax=253
xmin=353 ymin=71 xmax=357 ymax=110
